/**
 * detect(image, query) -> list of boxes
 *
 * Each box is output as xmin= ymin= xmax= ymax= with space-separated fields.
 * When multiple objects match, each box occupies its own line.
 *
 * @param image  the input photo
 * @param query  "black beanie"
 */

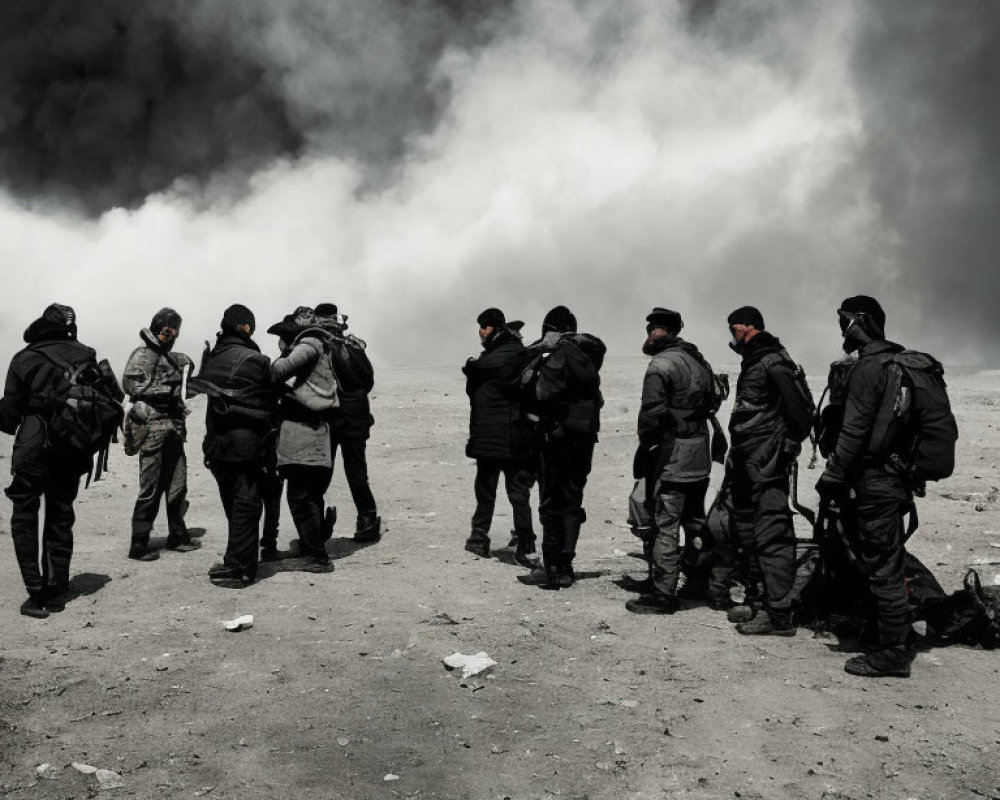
xmin=477 ymin=307 xmax=506 ymax=328
xmin=315 ymin=302 xmax=338 ymax=317
xmin=646 ymin=307 xmax=683 ymax=334
xmin=727 ymin=305 xmax=765 ymax=331
xmin=151 ymin=307 xmax=182 ymax=332
xmin=542 ymin=305 xmax=577 ymax=333
xmin=838 ymin=295 xmax=886 ymax=331
xmin=24 ymin=303 xmax=77 ymax=343
xmin=222 ymin=304 xmax=255 ymax=334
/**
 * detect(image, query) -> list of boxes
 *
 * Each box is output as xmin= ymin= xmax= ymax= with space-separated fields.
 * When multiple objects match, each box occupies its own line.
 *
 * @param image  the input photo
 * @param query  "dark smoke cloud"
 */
xmin=850 ymin=1 xmax=1000 ymax=361
xmin=0 ymin=0 xmax=509 ymax=215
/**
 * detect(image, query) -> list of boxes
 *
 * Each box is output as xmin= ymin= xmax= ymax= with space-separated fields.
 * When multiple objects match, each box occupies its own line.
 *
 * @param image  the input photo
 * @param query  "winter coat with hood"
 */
xmin=197 ymin=332 xmax=274 ymax=464
xmin=525 ymin=331 xmax=606 ymax=439
xmin=328 ymin=333 xmax=375 ymax=440
xmin=0 ymin=312 xmax=100 ymax=477
xmin=637 ymin=336 xmax=713 ymax=483
xmin=728 ymin=330 xmax=813 ymax=478
xmin=271 ymin=328 xmax=339 ymax=468
xmin=463 ymin=327 xmax=528 ymax=461
xmin=122 ymin=328 xmax=194 ymax=450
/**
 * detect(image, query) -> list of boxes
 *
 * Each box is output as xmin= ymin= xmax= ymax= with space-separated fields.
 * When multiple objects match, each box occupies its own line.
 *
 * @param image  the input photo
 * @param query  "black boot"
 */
xmin=354 ymin=512 xmax=381 ymax=543
xmin=736 ymin=610 xmax=795 ymax=637
xmin=20 ymin=593 xmax=49 ymax=619
xmin=626 ymin=591 xmax=680 ymax=615
xmin=844 ymin=645 xmax=912 ymax=678
xmin=464 ymin=530 xmax=490 ymax=558
xmin=514 ymin=530 xmax=538 ymax=567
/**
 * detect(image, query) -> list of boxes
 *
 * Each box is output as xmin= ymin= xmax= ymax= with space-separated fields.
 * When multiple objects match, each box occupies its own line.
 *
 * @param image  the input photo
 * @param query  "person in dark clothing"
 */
xmin=268 ymin=307 xmax=339 ymax=571
xmin=194 ymin=304 xmax=274 ymax=584
xmin=725 ymin=306 xmax=813 ymax=635
xmin=816 ymin=295 xmax=916 ymax=678
xmin=122 ymin=307 xmax=196 ymax=560
xmin=462 ymin=307 xmax=536 ymax=562
xmin=520 ymin=306 xmax=605 ymax=589
xmin=626 ymin=308 xmax=716 ymax=615
xmin=316 ymin=303 xmax=381 ymax=543
xmin=0 ymin=304 xmax=104 ymax=617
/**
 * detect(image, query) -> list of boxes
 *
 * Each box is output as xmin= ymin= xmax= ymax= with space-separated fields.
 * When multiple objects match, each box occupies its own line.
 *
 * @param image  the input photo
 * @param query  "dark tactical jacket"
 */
xmin=728 ymin=331 xmax=813 ymax=476
xmin=637 ymin=337 xmax=713 ymax=483
xmin=527 ymin=331 xmax=606 ymax=439
xmin=0 ymin=335 xmax=101 ymax=477
xmin=821 ymin=339 xmax=905 ymax=484
xmin=329 ymin=334 xmax=375 ymax=440
xmin=463 ymin=328 xmax=528 ymax=461
xmin=197 ymin=333 xmax=274 ymax=464
xmin=123 ymin=328 xmax=194 ymax=449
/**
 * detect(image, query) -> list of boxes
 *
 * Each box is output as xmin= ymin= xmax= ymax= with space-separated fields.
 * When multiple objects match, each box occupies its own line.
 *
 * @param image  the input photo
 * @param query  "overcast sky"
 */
xmin=2 ymin=0 xmax=998 ymax=375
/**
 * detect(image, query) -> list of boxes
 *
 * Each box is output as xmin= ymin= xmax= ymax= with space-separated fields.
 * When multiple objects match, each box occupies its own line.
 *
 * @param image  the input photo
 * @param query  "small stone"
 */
xmin=337 ymin=737 xmax=350 ymax=746
xmin=384 ymin=773 xmax=400 ymax=781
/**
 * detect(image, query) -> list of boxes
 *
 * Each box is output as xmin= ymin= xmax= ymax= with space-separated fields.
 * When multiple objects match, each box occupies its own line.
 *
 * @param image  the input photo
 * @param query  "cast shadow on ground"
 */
xmin=147 ymin=527 xmax=208 ymax=551
xmin=65 ymin=573 xmax=112 ymax=606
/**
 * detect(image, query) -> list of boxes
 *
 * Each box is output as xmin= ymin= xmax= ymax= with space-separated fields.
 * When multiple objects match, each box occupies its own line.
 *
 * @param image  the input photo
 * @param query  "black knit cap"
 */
xmin=726 ymin=305 xmax=765 ymax=331
xmin=646 ymin=307 xmax=683 ymax=334
xmin=24 ymin=303 xmax=77 ymax=343
xmin=222 ymin=303 xmax=255 ymax=334
xmin=838 ymin=295 xmax=886 ymax=330
xmin=477 ymin=307 xmax=505 ymax=328
xmin=151 ymin=307 xmax=182 ymax=332
xmin=314 ymin=302 xmax=338 ymax=316
xmin=542 ymin=305 xmax=577 ymax=333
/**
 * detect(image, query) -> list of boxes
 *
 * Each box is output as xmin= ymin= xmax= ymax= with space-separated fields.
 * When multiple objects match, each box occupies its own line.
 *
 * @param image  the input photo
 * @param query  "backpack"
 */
xmin=811 ymin=355 xmax=858 ymax=464
xmin=868 ymin=350 xmax=958 ymax=483
xmin=769 ymin=349 xmax=816 ymax=444
xmin=286 ymin=332 xmax=340 ymax=413
xmin=34 ymin=348 xmax=125 ymax=481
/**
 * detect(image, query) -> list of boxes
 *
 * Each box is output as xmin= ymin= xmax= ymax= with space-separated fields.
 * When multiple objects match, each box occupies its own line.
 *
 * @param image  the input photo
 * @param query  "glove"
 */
xmin=815 ymin=473 xmax=847 ymax=501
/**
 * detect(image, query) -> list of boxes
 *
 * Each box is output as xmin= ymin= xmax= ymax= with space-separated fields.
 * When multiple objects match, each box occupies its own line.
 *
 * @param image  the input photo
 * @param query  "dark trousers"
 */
xmin=131 ymin=436 xmax=188 ymax=549
xmin=649 ymin=479 xmax=709 ymax=596
xmin=210 ymin=462 xmax=263 ymax=577
xmin=331 ymin=436 xmax=376 ymax=517
xmin=851 ymin=467 xmax=913 ymax=647
xmin=731 ymin=464 xmax=796 ymax=613
xmin=260 ymin=466 xmax=284 ymax=552
xmin=282 ymin=464 xmax=334 ymax=559
xmin=470 ymin=458 xmax=534 ymax=537
xmin=537 ymin=433 xmax=594 ymax=569
xmin=6 ymin=470 xmax=80 ymax=596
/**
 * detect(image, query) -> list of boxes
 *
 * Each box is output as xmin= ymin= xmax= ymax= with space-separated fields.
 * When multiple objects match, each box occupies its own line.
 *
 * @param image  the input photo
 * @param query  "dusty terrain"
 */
xmin=0 ymin=357 xmax=998 ymax=800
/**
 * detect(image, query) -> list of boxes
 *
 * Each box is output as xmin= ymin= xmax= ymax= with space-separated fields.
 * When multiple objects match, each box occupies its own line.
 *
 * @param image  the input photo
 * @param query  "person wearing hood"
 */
xmin=121 ymin=308 xmax=195 ymax=561
xmin=194 ymin=304 xmax=274 ymax=585
xmin=519 ymin=306 xmax=606 ymax=589
xmin=725 ymin=306 xmax=813 ymax=636
xmin=0 ymin=304 xmax=107 ymax=617
xmin=462 ymin=307 xmax=536 ymax=562
xmin=267 ymin=307 xmax=339 ymax=571
xmin=625 ymin=308 xmax=717 ymax=615
xmin=815 ymin=296 xmax=919 ymax=678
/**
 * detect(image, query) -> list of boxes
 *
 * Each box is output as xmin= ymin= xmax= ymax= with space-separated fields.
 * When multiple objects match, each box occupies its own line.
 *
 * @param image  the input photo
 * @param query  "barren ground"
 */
xmin=1 ymin=357 xmax=998 ymax=800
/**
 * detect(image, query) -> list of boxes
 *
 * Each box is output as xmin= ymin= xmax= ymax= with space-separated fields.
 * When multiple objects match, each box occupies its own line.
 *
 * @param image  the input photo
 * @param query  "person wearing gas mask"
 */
xmin=122 ymin=308 xmax=196 ymax=561
xmin=725 ymin=306 xmax=814 ymax=635
xmin=626 ymin=308 xmax=716 ymax=615
xmin=815 ymin=296 xmax=922 ymax=677
xmin=462 ymin=307 xmax=536 ymax=562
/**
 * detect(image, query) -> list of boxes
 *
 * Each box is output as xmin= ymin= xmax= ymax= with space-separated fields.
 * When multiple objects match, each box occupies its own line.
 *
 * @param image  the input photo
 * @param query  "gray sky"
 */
xmin=1 ymin=0 xmax=998 ymax=375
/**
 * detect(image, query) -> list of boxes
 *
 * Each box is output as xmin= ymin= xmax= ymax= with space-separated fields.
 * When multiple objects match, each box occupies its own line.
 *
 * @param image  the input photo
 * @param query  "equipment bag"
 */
xmin=868 ymin=350 xmax=958 ymax=482
xmin=777 ymin=349 xmax=816 ymax=444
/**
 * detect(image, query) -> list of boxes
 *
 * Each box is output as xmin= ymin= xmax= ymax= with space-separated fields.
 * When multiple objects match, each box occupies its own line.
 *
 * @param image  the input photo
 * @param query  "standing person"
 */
xmin=816 ymin=295 xmax=957 ymax=678
xmin=462 ymin=307 xmax=536 ymax=562
xmin=269 ymin=307 xmax=338 ymax=571
xmin=521 ymin=306 xmax=605 ymax=589
xmin=0 ymin=304 xmax=119 ymax=617
xmin=726 ymin=306 xmax=814 ymax=635
xmin=316 ymin=303 xmax=381 ymax=543
xmin=626 ymin=308 xmax=716 ymax=615
xmin=121 ymin=307 xmax=195 ymax=561
xmin=195 ymin=304 xmax=274 ymax=585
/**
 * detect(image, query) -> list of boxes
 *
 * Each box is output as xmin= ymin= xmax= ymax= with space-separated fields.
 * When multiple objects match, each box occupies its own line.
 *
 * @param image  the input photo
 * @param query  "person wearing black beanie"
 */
xmin=724 ymin=306 xmax=814 ymax=636
xmin=121 ymin=308 xmax=196 ymax=560
xmin=462 ymin=308 xmax=536 ymax=561
xmin=194 ymin=305 xmax=274 ymax=585
xmin=0 ymin=305 xmax=113 ymax=617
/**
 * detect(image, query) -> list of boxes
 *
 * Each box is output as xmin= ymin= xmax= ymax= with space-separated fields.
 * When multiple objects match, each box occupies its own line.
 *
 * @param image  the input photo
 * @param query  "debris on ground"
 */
xmin=442 ymin=651 xmax=498 ymax=678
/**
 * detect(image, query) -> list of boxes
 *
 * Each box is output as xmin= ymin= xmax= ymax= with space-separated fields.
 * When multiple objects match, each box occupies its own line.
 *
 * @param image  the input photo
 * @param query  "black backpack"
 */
xmin=35 ymin=348 xmax=125 ymax=480
xmin=868 ymin=350 xmax=958 ymax=483
xmin=765 ymin=349 xmax=816 ymax=444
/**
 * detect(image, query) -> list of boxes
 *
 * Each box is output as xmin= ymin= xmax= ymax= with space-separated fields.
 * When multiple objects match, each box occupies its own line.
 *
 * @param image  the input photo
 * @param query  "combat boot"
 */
xmin=20 ymin=593 xmax=49 ymax=619
xmin=464 ymin=530 xmax=490 ymax=558
xmin=844 ymin=645 xmax=912 ymax=678
xmin=726 ymin=604 xmax=756 ymax=623
xmin=736 ymin=610 xmax=795 ymax=637
xmin=626 ymin=591 xmax=680 ymax=615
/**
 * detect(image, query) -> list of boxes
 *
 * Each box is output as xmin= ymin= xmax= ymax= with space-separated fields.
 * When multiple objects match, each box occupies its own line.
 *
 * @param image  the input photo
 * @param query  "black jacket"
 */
xmin=463 ymin=329 xmax=527 ymax=460
xmin=729 ymin=331 xmax=812 ymax=465
xmin=0 ymin=336 xmax=100 ymax=477
xmin=525 ymin=331 xmax=606 ymax=439
xmin=196 ymin=333 xmax=274 ymax=464
xmin=329 ymin=335 xmax=375 ymax=439
xmin=822 ymin=339 xmax=905 ymax=483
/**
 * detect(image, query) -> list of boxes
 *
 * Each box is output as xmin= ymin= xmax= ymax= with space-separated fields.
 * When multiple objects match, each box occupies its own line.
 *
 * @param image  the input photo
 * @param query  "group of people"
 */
xmin=0 ymin=301 xmax=380 ymax=616
xmin=1 ymin=294 xmax=955 ymax=679
xmin=463 ymin=296 xmax=955 ymax=679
